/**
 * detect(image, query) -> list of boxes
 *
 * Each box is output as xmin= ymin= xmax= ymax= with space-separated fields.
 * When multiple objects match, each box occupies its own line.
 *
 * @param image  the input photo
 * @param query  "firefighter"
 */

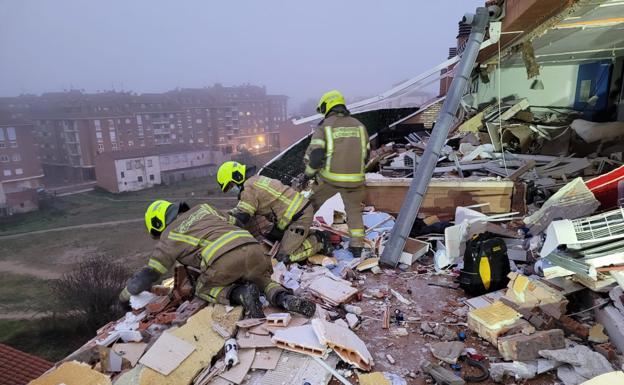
xmin=303 ymin=90 xmax=370 ymax=257
xmin=216 ymin=161 xmax=331 ymax=263
xmin=119 ymin=200 xmax=316 ymax=318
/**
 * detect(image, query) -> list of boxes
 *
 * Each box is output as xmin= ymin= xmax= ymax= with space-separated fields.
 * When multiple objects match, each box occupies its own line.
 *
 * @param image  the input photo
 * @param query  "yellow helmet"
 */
xmin=145 ymin=200 xmax=174 ymax=237
xmin=317 ymin=90 xmax=346 ymax=116
xmin=216 ymin=161 xmax=247 ymax=192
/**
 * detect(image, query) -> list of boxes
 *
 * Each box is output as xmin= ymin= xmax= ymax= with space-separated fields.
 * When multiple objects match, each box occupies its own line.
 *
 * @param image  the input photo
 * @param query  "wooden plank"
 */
xmin=500 ymin=98 xmax=530 ymax=120
xmin=365 ymin=179 xmax=514 ymax=216
xmin=458 ymin=111 xmax=485 ymax=132
xmin=508 ymin=160 xmax=536 ymax=181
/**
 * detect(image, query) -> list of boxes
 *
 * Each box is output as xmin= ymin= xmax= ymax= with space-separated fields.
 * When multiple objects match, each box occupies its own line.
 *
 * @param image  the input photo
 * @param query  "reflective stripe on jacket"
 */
xmin=148 ymin=203 xmax=258 ymax=273
xmin=304 ymin=112 xmax=370 ymax=188
xmin=233 ymin=175 xmax=308 ymax=230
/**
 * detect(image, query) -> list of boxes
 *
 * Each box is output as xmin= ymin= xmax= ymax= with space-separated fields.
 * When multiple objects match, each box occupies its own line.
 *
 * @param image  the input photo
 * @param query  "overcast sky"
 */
xmin=0 ymin=0 xmax=484 ymax=111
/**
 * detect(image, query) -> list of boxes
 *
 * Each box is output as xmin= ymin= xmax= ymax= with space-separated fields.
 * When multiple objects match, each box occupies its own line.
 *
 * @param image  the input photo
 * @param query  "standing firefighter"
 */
xmin=119 ymin=200 xmax=316 ymax=318
xmin=304 ymin=90 xmax=370 ymax=257
xmin=216 ymin=161 xmax=331 ymax=263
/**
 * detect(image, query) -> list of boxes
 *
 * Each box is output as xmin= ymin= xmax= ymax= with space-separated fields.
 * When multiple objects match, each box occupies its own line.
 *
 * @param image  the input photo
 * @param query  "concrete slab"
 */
xmin=311 ymin=319 xmax=374 ymax=371
xmin=271 ymin=324 xmax=327 ymax=358
xmin=308 ymin=276 xmax=358 ymax=305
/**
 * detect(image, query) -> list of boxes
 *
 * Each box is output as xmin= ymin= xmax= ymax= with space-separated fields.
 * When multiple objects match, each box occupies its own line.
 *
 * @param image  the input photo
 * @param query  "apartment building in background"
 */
xmin=0 ymin=84 xmax=287 ymax=184
xmin=0 ymin=113 xmax=44 ymax=215
xmin=95 ymin=145 xmax=229 ymax=193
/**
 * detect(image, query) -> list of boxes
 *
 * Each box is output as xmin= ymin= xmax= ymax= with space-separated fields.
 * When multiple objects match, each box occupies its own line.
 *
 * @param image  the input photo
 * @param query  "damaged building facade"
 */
xmin=27 ymin=1 xmax=624 ymax=385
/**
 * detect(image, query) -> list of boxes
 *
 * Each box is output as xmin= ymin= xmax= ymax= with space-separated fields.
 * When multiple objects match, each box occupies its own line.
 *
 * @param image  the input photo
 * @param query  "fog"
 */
xmin=0 ymin=0 xmax=484 ymax=111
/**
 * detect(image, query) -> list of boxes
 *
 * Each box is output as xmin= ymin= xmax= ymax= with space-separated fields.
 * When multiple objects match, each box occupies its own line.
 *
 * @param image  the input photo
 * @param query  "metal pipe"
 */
xmin=380 ymin=7 xmax=491 ymax=267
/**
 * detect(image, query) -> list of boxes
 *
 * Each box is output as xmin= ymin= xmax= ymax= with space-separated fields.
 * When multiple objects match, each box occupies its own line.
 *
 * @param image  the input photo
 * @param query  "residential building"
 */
xmin=0 ymin=85 xmax=287 ymax=184
xmin=95 ymin=146 xmax=229 ymax=193
xmin=278 ymin=119 xmax=313 ymax=150
xmin=0 ymin=113 xmax=44 ymax=215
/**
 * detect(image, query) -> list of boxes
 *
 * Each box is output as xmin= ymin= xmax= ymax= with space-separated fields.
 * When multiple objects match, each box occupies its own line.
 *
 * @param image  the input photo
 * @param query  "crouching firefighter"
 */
xmin=303 ymin=90 xmax=370 ymax=257
xmin=119 ymin=200 xmax=316 ymax=318
xmin=216 ymin=161 xmax=332 ymax=263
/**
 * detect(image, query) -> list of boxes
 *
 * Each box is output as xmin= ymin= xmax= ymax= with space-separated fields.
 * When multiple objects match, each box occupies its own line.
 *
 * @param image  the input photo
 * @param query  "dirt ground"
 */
xmin=0 ymin=189 xmax=236 ymax=317
xmin=327 ymin=255 xmax=558 ymax=385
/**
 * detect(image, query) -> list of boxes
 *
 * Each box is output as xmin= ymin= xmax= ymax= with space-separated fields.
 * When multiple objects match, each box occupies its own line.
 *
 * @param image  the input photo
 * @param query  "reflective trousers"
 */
xmin=195 ymin=243 xmax=285 ymax=305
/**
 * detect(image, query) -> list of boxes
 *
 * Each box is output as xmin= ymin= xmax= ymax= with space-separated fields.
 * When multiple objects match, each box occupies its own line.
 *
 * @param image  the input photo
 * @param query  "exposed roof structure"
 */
xmin=260 ymin=107 xmax=417 ymax=184
xmin=0 ymin=343 xmax=53 ymax=385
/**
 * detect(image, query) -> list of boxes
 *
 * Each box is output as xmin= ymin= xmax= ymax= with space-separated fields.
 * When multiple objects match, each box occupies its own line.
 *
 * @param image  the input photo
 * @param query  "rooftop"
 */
xmin=95 ymin=144 xmax=217 ymax=161
xmin=0 ymin=343 xmax=53 ymax=385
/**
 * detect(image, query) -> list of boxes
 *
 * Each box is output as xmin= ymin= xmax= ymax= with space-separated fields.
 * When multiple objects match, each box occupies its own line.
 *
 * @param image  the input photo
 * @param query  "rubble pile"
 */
xmin=30 ymin=95 xmax=624 ymax=385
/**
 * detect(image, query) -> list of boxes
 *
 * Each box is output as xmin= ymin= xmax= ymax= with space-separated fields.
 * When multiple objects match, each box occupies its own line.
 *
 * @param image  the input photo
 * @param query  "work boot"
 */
xmin=229 ymin=283 xmax=265 ymax=319
xmin=349 ymin=246 xmax=363 ymax=259
xmin=315 ymin=231 xmax=334 ymax=256
xmin=276 ymin=292 xmax=316 ymax=318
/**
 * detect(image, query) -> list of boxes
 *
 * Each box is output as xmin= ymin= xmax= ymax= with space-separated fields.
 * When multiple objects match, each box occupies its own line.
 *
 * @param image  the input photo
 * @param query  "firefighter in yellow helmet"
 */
xmin=303 ymin=90 xmax=370 ymax=257
xmin=119 ymin=199 xmax=316 ymax=318
xmin=216 ymin=161 xmax=332 ymax=263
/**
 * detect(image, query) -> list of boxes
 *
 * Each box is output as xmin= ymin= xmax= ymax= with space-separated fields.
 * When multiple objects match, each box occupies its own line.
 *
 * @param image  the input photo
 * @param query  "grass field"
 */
xmin=0 ymin=273 xmax=52 ymax=314
xmin=0 ymin=178 xmax=237 ymax=235
xmin=0 ymin=177 xmax=239 ymax=360
xmin=0 ymin=317 xmax=92 ymax=361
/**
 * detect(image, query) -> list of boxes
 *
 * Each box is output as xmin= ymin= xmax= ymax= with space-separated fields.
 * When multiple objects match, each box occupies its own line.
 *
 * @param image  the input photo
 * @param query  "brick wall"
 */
xmin=403 ymin=100 xmax=444 ymax=129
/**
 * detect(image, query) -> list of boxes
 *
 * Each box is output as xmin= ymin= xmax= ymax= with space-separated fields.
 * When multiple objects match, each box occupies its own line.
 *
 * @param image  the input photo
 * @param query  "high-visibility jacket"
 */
xmin=304 ymin=111 xmax=370 ymax=188
xmin=146 ymin=203 xmax=258 ymax=274
xmin=232 ymin=175 xmax=308 ymax=230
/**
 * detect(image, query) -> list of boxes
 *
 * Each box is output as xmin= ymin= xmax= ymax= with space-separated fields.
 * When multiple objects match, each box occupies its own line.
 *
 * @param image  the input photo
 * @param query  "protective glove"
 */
xmin=119 ymin=287 xmax=131 ymax=304
xmin=274 ymin=252 xmax=291 ymax=263
xmin=266 ymin=225 xmax=285 ymax=242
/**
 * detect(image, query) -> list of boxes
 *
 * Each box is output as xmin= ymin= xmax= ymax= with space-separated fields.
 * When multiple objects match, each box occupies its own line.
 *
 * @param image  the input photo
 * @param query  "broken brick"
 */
xmin=146 ymin=296 xmax=171 ymax=314
xmin=497 ymin=329 xmax=565 ymax=361
xmin=594 ymin=343 xmax=618 ymax=362
xmin=559 ymin=315 xmax=589 ymax=339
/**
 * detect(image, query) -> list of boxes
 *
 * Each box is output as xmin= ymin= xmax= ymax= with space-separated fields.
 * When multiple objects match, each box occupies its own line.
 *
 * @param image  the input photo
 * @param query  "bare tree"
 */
xmin=52 ymin=256 xmax=131 ymax=331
